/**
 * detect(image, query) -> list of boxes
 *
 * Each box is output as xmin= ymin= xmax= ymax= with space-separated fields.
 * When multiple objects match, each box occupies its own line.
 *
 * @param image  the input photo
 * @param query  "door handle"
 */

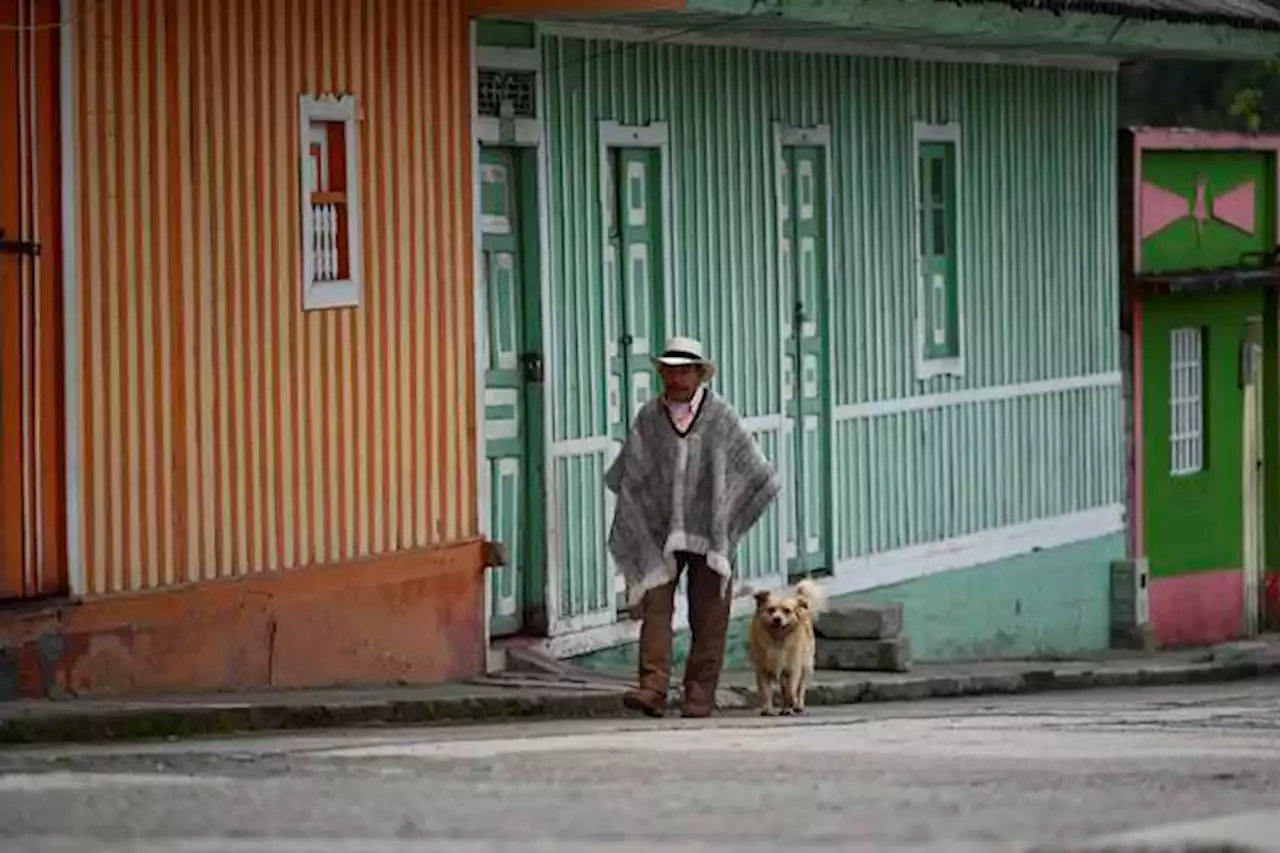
xmin=0 ymin=228 xmax=41 ymax=257
xmin=520 ymin=352 xmax=543 ymax=383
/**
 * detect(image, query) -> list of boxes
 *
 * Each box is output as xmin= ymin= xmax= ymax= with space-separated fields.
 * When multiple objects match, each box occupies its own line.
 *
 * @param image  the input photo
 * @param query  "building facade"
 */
xmin=1121 ymin=128 xmax=1280 ymax=648
xmin=0 ymin=0 xmax=487 ymax=698
xmin=469 ymin=0 xmax=1280 ymax=666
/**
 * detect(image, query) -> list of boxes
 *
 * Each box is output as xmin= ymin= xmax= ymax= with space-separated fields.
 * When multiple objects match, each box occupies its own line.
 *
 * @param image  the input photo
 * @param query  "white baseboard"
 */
xmin=532 ymin=505 xmax=1125 ymax=661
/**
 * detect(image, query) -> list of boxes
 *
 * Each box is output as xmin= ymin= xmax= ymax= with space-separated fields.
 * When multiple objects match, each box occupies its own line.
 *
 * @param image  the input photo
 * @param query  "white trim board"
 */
xmin=537 ymin=22 xmax=1121 ymax=73
xmin=833 ymin=371 xmax=1122 ymax=422
xmin=475 ymin=45 xmax=541 ymax=72
xmin=837 ymin=504 xmax=1122 ymax=592
xmin=741 ymin=413 xmax=785 ymax=433
xmin=549 ymin=435 xmax=613 ymax=459
xmin=60 ymin=0 xmax=85 ymax=596
xmin=779 ymin=125 xmax=831 ymax=147
xmin=473 ymin=117 xmax=542 ymax=147
xmin=534 ymin=504 xmax=1124 ymax=660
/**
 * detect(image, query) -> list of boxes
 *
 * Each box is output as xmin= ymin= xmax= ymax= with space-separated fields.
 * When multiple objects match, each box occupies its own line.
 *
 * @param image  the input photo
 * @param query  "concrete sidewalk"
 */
xmin=2 ymin=640 xmax=1279 ymax=745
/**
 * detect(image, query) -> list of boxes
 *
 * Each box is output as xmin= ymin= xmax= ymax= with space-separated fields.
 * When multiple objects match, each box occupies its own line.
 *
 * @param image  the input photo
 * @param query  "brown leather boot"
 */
xmin=682 ymin=557 xmax=732 ymax=718
xmin=623 ymin=580 xmax=677 ymax=718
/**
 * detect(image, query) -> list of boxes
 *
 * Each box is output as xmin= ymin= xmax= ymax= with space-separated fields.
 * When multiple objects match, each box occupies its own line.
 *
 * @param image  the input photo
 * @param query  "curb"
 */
xmin=708 ymin=657 xmax=1280 ymax=712
xmin=3 ymin=657 xmax=1279 ymax=746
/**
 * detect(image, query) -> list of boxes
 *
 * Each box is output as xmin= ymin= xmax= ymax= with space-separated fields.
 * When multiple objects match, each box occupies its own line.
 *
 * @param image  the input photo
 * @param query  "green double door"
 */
xmin=780 ymin=145 xmax=831 ymax=578
xmin=604 ymin=145 xmax=665 ymax=610
xmin=480 ymin=146 xmax=545 ymax=637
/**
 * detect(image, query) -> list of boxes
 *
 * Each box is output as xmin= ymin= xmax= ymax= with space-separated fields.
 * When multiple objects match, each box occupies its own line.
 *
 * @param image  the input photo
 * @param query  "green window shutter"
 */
xmin=918 ymin=140 xmax=960 ymax=363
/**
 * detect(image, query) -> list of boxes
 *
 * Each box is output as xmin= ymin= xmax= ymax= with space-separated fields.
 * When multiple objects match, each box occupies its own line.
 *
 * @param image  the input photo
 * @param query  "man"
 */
xmin=604 ymin=336 xmax=782 ymax=718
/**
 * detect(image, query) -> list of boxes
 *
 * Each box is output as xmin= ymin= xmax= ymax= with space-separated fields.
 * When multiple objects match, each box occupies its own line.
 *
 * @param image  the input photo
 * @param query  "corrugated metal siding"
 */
xmin=73 ymin=0 xmax=476 ymax=596
xmin=832 ymin=388 xmax=1120 ymax=559
xmin=540 ymin=35 xmax=1122 ymax=618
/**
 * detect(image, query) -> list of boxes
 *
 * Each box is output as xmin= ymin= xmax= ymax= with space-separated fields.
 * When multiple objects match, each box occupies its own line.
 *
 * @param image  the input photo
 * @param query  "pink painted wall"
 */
xmin=1149 ymin=569 xmax=1245 ymax=648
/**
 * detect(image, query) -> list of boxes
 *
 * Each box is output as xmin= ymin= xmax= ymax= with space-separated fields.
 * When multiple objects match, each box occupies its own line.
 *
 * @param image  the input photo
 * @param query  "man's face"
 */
xmin=659 ymin=364 xmax=702 ymax=403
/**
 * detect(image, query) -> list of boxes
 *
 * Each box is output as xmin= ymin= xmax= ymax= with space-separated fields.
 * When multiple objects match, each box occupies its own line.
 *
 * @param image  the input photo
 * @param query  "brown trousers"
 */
xmin=636 ymin=551 xmax=733 ymax=706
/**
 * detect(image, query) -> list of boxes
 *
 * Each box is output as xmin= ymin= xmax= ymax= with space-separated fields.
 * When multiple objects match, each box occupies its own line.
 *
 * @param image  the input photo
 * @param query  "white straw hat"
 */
xmin=653 ymin=336 xmax=715 ymax=381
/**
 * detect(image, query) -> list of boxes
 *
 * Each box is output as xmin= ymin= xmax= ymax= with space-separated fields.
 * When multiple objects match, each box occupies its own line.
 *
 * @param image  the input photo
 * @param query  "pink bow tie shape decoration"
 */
xmin=1141 ymin=177 xmax=1256 ymax=239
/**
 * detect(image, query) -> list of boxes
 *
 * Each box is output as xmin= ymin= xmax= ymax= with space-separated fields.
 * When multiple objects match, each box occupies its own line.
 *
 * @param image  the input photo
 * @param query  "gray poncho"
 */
xmin=604 ymin=390 xmax=782 ymax=606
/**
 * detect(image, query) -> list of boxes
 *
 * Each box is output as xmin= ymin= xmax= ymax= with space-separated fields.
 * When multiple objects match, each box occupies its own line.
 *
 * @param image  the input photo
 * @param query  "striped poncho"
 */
xmin=604 ymin=390 xmax=782 ymax=606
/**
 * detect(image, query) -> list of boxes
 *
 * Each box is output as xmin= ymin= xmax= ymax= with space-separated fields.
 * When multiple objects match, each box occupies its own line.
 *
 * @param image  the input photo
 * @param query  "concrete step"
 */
xmin=816 ymin=637 xmax=913 ymax=673
xmin=815 ymin=600 xmax=904 ymax=641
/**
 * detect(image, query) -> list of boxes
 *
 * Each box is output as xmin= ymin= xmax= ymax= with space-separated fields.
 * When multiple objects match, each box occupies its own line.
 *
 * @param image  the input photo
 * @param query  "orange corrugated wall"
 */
xmin=73 ymin=0 xmax=476 ymax=596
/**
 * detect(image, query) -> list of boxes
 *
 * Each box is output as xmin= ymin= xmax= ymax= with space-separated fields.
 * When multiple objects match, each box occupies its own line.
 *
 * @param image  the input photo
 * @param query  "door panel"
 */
xmin=781 ymin=145 xmax=830 ymax=578
xmin=1143 ymin=292 xmax=1263 ymax=583
xmin=481 ymin=147 xmax=544 ymax=637
xmin=606 ymin=145 xmax=665 ymax=611
xmin=1 ymin=0 xmax=65 ymax=601
xmin=614 ymin=148 xmax=663 ymax=424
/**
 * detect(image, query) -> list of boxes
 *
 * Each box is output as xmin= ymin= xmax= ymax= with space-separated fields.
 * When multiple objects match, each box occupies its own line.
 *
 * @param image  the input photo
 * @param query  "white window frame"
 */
xmin=1169 ymin=326 xmax=1205 ymax=476
xmin=912 ymin=121 xmax=965 ymax=381
xmin=298 ymin=93 xmax=363 ymax=311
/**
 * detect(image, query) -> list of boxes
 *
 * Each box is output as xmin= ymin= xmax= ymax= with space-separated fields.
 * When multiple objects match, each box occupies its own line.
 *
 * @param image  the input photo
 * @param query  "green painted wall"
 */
xmin=1140 ymin=151 xmax=1275 ymax=274
xmin=1142 ymin=291 xmax=1262 ymax=578
xmin=571 ymin=533 xmax=1122 ymax=671
xmin=1130 ymin=149 xmax=1280 ymax=590
xmin=856 ymin=533 xmax=1121 ymax=661
xmin=538 ymin=34 xmax=1123 ymax=628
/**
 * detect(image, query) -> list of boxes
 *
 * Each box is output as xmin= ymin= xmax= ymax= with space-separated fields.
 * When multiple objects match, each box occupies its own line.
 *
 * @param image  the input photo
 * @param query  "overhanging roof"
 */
xmin=965 ymin=0 xmax=1280 ymax=32
xmin=473 ymin=0 xmax=1280 ymax=61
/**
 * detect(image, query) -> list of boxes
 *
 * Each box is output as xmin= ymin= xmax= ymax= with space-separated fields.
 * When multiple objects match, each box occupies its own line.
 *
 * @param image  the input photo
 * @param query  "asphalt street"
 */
xmin=3 ymin=680 xmax=1280 ymax=853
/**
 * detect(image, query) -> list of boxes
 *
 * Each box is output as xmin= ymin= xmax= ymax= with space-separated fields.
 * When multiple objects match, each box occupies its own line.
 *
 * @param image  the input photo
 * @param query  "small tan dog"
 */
xmin=747 ymin=579 xmax=827 ymax=716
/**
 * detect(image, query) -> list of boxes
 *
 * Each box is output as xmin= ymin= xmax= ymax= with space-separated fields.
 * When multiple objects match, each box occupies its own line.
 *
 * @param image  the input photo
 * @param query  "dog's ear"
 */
xmin=795 ymin=597 xmax=811 ymax=612
xmin=753 ymin=589 xmax=772 ymax=608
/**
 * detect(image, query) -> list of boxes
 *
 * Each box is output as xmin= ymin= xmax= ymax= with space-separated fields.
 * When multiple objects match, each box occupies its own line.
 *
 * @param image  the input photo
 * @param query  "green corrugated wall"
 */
xmin=539 ymin=34 xmax=1124 ymax=627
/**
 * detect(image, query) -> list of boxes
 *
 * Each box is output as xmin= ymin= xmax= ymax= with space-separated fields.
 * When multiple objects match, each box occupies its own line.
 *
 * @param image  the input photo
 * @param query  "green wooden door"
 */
xmin=781 ymin=145 xmax=831 ymax=578
xmin=605 ymin=146 xmax=665 ymax=610
xmin=480 ymin=147 xmax=545 ymax=637
xmin=609 ymin=148 xmax=664 ymax=424
xmin=1142 ymin=291 xmax=1263 ymax=585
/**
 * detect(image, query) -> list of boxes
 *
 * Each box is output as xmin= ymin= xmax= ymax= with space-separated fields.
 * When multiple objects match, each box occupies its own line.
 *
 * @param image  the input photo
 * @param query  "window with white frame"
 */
xmin=913 ymin=121 xmax=963 ymax=380
xmin=1169 ymin=326 xmax=1205 ymax=475
xmin=299 ymin=93 xmax=362 ymax=310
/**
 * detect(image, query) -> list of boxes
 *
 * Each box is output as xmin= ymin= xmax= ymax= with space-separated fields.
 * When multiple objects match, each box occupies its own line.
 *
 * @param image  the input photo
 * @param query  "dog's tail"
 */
xmin=795 ymin=579 xmax=828 ymax=616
